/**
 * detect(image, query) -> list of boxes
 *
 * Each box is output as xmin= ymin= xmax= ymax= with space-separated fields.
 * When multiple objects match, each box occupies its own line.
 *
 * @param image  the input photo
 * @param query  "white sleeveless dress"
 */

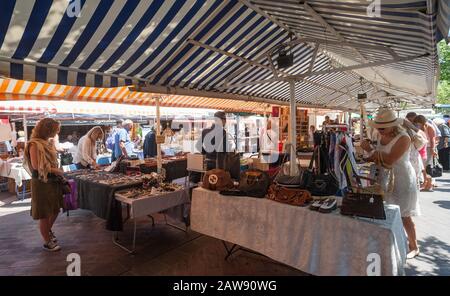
xmin=377 ymin=132 xmax=421 ymax=217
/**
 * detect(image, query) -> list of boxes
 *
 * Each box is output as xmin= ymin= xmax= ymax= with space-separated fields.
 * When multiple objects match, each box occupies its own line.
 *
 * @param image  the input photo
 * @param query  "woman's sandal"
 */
xmin=406 ymin=248 xmax=420 ymax=259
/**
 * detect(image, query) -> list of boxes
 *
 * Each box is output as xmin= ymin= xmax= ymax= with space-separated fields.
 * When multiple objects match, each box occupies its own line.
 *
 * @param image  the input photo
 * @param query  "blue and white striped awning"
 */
xmin=0 ymin=0 xmax=449 ymax=110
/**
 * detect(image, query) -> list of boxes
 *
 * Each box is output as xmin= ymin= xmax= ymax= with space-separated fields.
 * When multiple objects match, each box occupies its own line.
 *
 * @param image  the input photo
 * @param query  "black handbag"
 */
xmin=426 ymin=157 xmax=443 ymax=178
xmin=273 ymin=145 xmax=303 ymax=187
xmin=223 ymin=152 xmax=241 ymax=180
xmin=60 ymin=152 xmax=73 ymax=166
xmin=238 ymin=169 xmax=270 ymax=198
xmin=340 ymin=190 xmax=386 ymax=220
xmin=301 ymin=146 xmax=339 ymax=196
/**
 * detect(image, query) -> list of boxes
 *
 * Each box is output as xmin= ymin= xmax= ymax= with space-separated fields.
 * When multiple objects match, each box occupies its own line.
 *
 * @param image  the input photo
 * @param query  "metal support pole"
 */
xmin=23 ymin=115 xmax=28 ymax=142
xmin=155 ymin=97 xmax=162 ymax=174
xmin=289 ymin=81 xmax=296 ymax=175
xmin=236 ymin=115 xmax=240 ymax=153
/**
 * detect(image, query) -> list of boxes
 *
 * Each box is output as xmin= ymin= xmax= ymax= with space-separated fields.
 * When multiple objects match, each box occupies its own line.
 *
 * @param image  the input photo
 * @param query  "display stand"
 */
xmin=113 ymin=189 xmax=190 ymax=254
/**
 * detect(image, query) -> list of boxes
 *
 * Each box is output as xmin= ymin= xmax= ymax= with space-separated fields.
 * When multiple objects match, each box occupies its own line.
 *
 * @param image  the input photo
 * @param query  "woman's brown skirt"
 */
xmin=30 ymin=178 xmax=63 ymax=220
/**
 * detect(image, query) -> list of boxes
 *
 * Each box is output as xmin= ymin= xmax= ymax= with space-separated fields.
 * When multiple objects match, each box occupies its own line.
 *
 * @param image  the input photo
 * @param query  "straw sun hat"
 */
xmin=369 ymin=108 xmax=403 ymax=129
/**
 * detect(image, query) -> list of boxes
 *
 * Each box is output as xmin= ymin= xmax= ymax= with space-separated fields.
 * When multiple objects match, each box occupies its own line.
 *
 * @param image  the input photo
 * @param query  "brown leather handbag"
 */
xmin=267 ymin=184 xmax=312 ymax=207
xmin=202 ymin=169 xmax=234 ymax=191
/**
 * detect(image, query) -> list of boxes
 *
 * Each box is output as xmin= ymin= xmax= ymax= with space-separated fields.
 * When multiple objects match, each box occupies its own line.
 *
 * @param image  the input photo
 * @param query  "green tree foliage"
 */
xmin=438 ymin=40 xmax=450 ymax=104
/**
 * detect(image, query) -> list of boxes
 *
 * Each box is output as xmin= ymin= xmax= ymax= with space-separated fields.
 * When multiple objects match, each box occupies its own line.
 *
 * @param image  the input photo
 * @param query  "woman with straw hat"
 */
xmin=361 ymin=107 xmax=420 ymax=259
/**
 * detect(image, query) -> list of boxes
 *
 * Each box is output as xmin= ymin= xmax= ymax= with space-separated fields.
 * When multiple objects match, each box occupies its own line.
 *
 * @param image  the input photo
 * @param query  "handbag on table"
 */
xmin=267 ymin=184 xmax=312 ymax=207
xmin=302 ymin=146 xmax=339 ymax=196
xmin=237 ymin=169 xmax=270 ymax=198
xmin=202 ymin=169 xmax=234 ymax=191
xmin=340 ymin=175 xmax=386 ymax=220
xmin=273 ymin=144 xmax=303 ymax=187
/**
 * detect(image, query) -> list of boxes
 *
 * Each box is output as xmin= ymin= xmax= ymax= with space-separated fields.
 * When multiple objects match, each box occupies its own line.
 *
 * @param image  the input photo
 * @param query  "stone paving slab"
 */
xmin=0 ymin=173 xmax=449 ymax=276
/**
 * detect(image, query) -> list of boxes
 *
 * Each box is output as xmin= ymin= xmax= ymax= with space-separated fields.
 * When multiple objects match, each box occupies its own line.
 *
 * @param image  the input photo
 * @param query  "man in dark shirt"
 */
xmin=196 ymin=111 xmax=228 ymax=170
xmin=143 ymin=128 xmax=157 ymax=158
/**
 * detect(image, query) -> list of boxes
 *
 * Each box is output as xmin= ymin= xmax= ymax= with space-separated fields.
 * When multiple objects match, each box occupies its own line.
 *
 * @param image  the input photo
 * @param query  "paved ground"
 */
xmin=0 ymin=173 xmax=449 ymax=276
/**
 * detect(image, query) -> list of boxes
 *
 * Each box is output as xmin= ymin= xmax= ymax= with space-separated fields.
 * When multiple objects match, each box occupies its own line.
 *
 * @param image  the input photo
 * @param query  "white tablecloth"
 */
xmin=191 ymin=188 xmax=408 ymax=276
xmin=0 ymin=159 xmax=31 ymax=187
xmin=115 ymin=189 xmax=190 ymax=220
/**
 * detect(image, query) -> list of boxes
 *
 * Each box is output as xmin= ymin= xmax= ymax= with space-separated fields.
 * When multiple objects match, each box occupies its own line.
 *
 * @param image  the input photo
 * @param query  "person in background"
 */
xmin=196 ymin=111 xmax=228 ymax=170
xmin=143 ymin=127 xmax=157 ymax=158
xmin=16 ymin=131 xmax=26 ymax=156
xmin=114 ymin=119 xmax=134 ymax=160
xmin=260 ymin=118 xmax=277 ymax=153
xmin=17 ymin=130 xmax=26 ymax=143
xmin=73 ymin=126 xmax=104 ymax=170
xmin=10 ymin=123 xmax=17 ymax=151
xmin=49 ymin=133 xmax=65 ymax=154
xmin=434 ymin=118 xmax=450 ymax=171
xmin=107 ymin=120 xmax=122 ymax=161
xmin=24 ymin=118 xmax=64 ymax=252
xmin=414 ymin=115 xmax=437 ymax=177
xmin=322 ymin=115 xmax=332 ymax=128
xmin=403 ymin=117 xmax=428 ymax=190
xmin=361 ymin=108 xmax=420 ymax=259
xmin=71 ymin=131 xmax=80 ymax=145
xmin=309 ymin=125 xmax=316 ymax=147
xmin=66 ymin=135 xmax=73 ymax=143
xmin=444 ymin=114 xmax=450 ymax=128
xmin=405 ymin=112 xmax=417 ymax=124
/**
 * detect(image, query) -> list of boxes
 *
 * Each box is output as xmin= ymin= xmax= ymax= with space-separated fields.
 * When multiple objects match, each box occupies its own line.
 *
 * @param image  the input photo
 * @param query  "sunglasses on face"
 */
xmin=377 ymin=128 xmax=385 ymax=131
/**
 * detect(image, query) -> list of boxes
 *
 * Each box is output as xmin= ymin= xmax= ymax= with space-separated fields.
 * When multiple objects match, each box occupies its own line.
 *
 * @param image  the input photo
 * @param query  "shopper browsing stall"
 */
xmin=361 ymin=108 xmax=420 ymax=259
xmin=24 ymin=118 xmax=65 ymax=252
xmin=113 ymin=119 xmax=134 ymax=160
xmin=73 ymin=126 xmax=104 ymax=170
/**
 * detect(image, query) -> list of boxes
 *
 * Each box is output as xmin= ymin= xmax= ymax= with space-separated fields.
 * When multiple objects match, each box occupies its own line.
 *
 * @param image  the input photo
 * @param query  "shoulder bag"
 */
xmin=238 ymin=169 xmax=270 ymax=198
xmin=273 ymin=144 xmax=303 ymax=187
xmin=302 ymin=146 xmax=339 ymax=196
xmin=426 ymin=156 xmax=443 ymax=178
xmin=340 ymin=174 xmax=386 ymax=220
xmin=267 ymin=184 xmax=312 ymax=207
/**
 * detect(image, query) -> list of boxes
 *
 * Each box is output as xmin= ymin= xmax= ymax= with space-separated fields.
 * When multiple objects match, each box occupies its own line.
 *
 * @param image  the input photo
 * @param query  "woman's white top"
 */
xmin=73 ymin=135 xmax=97 ymax=167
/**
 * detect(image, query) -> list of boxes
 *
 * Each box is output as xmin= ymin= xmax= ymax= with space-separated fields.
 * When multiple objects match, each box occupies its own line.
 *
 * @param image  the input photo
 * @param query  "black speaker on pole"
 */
xmin=277 ymin=49 xmax=294 ymax=69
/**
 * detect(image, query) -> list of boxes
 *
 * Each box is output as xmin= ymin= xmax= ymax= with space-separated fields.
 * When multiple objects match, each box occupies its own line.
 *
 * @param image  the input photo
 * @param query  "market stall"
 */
xmin=191 ymin=187 xmax=407 ymax=276
xmin=0 ymin=0 xmax=447 ymax=277
xmin=114 ymin=185 xmax=190 ymax=254
xmin=0 ymin=157 xmax=31 ymax=199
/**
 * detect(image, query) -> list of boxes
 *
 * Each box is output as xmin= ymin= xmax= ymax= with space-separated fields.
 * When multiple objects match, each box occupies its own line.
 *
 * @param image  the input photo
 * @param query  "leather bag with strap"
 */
xmin=238 ymin=169 xmax=270 ymax=198
xmin=340 ymin=173 xmax=386 ymax=220
xmin=267 ymin=184 xmax=312 ymax=207
xmin=426 ymin=156 xmax=443 ymax=178
xmin=273 ymin=144 xmax=303 ymax=187
xmin=302 ymin=145 xmax=339 ymax=196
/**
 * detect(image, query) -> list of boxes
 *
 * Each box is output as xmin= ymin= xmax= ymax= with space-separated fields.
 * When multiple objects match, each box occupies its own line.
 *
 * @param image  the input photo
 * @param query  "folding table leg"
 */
xmin=163 ymin=214 xmax=187 ymax=233
xmin=112 ymin=218 xmax=137 ymax=254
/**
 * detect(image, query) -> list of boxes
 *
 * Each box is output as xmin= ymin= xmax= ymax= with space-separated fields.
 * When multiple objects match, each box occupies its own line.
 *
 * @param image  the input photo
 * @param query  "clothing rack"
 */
xmin=323 ymin=124 xmax=349 ymax=132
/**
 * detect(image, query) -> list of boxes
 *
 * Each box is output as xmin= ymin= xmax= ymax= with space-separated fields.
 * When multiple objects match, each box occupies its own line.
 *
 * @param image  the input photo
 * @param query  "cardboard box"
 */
xmin=250 ymin=158 xmax=270 ymax=171
xmin=187 ymin=153 xmax=205 ymax=171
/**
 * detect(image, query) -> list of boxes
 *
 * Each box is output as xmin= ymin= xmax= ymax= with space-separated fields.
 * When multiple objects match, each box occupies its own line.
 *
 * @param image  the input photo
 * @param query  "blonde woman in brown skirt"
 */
xmin=24 ymin=118 xmax=64 ymax=251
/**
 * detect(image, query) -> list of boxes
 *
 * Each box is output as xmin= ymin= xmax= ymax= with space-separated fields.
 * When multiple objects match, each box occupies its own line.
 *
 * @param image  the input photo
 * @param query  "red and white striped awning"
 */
xmin=0 ymin=78 xmax=270 ymax=114
xmin=0 ymin=103 xmax=56 ymax=114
